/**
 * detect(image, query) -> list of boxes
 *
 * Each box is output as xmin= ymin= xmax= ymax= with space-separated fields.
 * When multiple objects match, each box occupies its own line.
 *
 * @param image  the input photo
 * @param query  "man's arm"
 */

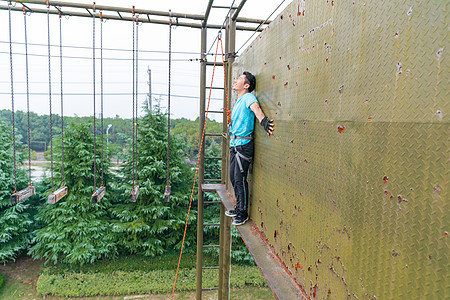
xmin=250 ymin=102 xmax=274 ymax=136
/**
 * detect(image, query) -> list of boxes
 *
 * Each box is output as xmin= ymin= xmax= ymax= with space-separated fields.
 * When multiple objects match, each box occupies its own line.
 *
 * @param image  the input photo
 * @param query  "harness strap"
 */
xmin=233 ymin=148 xmax=252 ymax=173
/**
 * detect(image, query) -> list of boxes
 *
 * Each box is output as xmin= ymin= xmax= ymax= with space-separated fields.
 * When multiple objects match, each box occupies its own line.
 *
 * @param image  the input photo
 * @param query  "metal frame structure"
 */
xmin=1 ymin=0 xmax=304 ymax=299
xmin=0 ymin=0 xmax=267 ymax=31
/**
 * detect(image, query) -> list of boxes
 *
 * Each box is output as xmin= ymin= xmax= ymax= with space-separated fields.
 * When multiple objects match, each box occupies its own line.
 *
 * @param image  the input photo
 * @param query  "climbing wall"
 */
xmin=233 ymin=0 xmax=448 ymax=298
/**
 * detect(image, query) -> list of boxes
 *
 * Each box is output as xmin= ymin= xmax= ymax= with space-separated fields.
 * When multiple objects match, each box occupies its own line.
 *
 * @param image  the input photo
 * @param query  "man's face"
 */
xmin=233 ymin=74 xmax=250 ymax=92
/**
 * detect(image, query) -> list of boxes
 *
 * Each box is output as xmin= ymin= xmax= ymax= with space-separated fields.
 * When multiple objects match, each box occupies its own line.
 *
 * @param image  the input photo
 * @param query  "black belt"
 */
xmin=229 ymin=133 xmax=253 ymax=140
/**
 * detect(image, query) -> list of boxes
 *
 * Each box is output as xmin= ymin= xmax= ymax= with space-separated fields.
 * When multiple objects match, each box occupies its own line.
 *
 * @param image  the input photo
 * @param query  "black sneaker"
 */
xmin=225 ymin=208 xmax=239 ymax=217
xmin=232 ymin=212 xmax=249 ymax=226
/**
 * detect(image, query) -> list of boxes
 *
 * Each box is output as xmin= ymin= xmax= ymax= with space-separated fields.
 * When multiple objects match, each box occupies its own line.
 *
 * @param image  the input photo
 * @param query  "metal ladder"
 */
xmin=196 ymin=5 xmax=236 ymax=300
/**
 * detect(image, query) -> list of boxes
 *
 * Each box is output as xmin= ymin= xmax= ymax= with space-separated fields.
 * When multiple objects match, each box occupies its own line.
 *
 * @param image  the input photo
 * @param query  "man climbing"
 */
xmin=226 ymin=71 xmax=274 ymax=226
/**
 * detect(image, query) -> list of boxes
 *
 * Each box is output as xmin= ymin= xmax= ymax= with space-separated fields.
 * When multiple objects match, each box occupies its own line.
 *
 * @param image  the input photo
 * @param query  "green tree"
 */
xmin=171 ymin=117 xmax=223 ymax=159
xmin=110 ymin=105 xmax=196 ymax=256
xmin=29 ymin=122 xmax=117 ymax=264
xmin=0 ymin=109 xmax=133 ymax=153
xmin=0 ymin=121 xmax=34 ymax=263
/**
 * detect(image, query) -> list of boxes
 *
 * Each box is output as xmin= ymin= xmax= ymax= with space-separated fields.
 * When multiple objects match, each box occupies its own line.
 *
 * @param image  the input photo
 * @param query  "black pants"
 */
xmin=229 ymin=140 xmax=254 ymax=214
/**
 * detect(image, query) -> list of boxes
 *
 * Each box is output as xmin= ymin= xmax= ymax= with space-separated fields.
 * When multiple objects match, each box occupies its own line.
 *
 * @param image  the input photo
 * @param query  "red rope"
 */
xmin=171 ymin=38 xmax=224 ymax=299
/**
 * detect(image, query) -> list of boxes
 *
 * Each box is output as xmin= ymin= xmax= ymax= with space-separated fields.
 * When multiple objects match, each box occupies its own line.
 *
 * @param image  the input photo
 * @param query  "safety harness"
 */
xmin=230 ymin=134 xmax=253 ymax=173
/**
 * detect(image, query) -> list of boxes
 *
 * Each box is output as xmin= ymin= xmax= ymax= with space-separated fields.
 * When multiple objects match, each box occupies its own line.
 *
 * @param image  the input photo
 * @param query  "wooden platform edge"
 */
xmin=201 ymin=184 xmax=307 ymax=300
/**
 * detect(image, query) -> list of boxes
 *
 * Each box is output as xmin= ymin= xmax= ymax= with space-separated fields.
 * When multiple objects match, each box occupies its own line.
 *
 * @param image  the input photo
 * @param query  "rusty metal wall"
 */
xmin=232 ymin=0 xmax=449 ymax=298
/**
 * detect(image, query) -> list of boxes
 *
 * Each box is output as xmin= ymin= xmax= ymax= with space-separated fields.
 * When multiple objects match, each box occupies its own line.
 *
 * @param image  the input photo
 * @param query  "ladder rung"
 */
xmin=203 ymin=223 xmax=220 ymax=226
xmin=205 ymin=157 xmax=222 ymax=160
xmin=205 ymin=133 xmax=223 ymax=137
xmin=206 ymin=110 xmax=224 ymax=113
xmin=204 ymin=201 xmax=221 ymax=204
xmin=202 ymin=287 xmax=219 ymax=291
xmin=203 ymin=244 xmax=220 ymax=248
xmin=206 ymin=62 xmax=224 ymax=66
xmin=202 ymin=266 xmax=220 ymax=269
xmin=204 ymin=179 xmax=221 ymax=182
xmin=206 ymin=86 xmax=225 ymax=90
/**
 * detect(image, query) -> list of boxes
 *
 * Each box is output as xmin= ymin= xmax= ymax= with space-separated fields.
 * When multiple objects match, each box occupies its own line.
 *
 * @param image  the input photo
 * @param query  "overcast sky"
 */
xmin=0 ymin=0 xmax=289 ymax=121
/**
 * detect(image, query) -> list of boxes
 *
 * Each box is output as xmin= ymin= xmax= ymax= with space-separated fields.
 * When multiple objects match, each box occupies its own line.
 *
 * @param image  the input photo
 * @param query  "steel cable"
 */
xmin=132 ymin=14 xmax=136 ymax=185
xmin=166 ymin=21 xmax=172 ymax=193
xmin=0 ymin=40 xmax=204 ymax=56
xmin=59 ymin=13 xmax=65 ymax=185
xmin=9 ymin=4 xmax=16 ymax=192
xmin=92 ymin=6 xmax=96 ymax=190
xmin=47 ymin=5 xmax=54 ymax=191
xmin=100 ymin=16 xmax=104 ymax=186
xmin=135 ymin=19 xmax=139 ymax=184
xmin=0 ymin=50 xmax=198 ymax=62
xmin=24 ymin=9 xmax=32 ymax=184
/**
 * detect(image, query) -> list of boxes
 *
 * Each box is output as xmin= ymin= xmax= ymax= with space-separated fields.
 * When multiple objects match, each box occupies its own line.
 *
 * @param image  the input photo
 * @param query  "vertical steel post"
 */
xmin=219 ymin=11 xmax=236 ymax=300
xmin=196 ymin=26 xmax=207 ymax=300
xmin=221 ymin=9 xmax=230 ymax=189
xmin=218 ymin=202 xmax=226 ymax=299
xmin=219 ymin=14 xmax=231 ymax=300
xmin=222 ymin=215 xmax=232 ymax=299
xmin=224 ymin=14 xmax=236 ymax=191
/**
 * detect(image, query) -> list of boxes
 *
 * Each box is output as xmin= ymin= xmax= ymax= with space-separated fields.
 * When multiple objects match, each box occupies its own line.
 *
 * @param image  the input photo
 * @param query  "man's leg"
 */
xmin=232 ymin=141 xmax=254 ymax=225
xmin=226 ymin=148 xmax=239 ymax=217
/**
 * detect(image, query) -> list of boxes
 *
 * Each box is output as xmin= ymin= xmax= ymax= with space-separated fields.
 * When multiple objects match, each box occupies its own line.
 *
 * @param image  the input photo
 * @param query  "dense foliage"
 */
xmin=171 ymin=117 xmax=223 ymax=159
xmin=28 ymin=105 xmax=202 ymax=264
xmin=0 ymin=109 xmax=132 ymax=156
xmin=110 ymin=105 xmax=196 ymax=256
xmin=0 ymin=121 xmax=36 ymax=263
xmin=29 ymin=122 xmax=118 ymax=264
xmin=0 ymin=107 xmax=253 ymax=267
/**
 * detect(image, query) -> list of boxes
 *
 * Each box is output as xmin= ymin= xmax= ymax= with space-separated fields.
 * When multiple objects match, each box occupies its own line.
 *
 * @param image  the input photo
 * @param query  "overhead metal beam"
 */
xmin=202 ymin=0 xmax=214 ymax=27
xmin=231 ymin=0 xmax=247 ymax=21
xmin=1 ymin=4 xmax=201 ymax=27
xmin=0 ymin=4 xmax=265 ymax=31
xmin=7 ymin=0 xmax=205 ymax=20
xmin=212 ymin=5 xmax=237 ymax=9
xmin=235 ymin=16 xmax=270 ymax=24
xmin=2 ymin=0 xmax=270 ymax=25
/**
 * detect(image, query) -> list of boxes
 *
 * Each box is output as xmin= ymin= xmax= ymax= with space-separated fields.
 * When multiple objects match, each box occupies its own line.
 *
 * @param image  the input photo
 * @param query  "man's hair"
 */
xmin=243 ymin=71 xmax=256 ymax=93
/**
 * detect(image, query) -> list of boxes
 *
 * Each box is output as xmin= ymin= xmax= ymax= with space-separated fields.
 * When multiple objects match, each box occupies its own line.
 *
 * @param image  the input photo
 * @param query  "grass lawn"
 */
xmin=0 ymin=255 xmax=40 ymax=299
xmin=0 ymin=255 xmax=273 ymax=300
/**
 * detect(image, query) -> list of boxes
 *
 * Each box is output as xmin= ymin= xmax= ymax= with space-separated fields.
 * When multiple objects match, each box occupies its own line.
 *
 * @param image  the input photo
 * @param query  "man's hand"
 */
xmin=250 ymin=102 xmax=275 ymax=136
xmin=260 ymin=117 xmax=274 ymax=136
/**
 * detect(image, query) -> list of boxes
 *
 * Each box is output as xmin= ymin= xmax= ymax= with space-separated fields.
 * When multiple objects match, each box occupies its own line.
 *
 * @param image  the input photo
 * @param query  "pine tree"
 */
xmin=29 ymin=122 xmax=117 ymax=264
xmin=110 ymin=105 xmax=196 ymax=256
xmin=0 ymin=120 xmax=34 ymax=263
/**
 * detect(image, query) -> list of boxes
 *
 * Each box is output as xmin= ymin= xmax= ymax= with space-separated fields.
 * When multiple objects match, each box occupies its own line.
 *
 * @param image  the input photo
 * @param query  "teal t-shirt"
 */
xmin=229 ymin=93 xmax=258 ymax=147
